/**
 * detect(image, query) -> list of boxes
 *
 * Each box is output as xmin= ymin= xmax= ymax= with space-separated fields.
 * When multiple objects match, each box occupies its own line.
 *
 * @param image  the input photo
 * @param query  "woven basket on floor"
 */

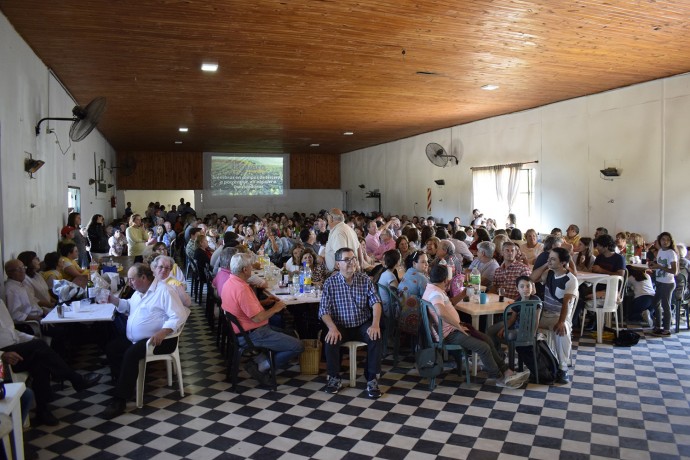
xmin=298 ymin=331 xmax=322 ymax=375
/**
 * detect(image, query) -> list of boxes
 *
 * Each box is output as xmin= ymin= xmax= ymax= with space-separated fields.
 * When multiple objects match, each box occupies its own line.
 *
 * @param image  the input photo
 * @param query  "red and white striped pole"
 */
xmin=427 ymin=188 xmax=432 ymax=214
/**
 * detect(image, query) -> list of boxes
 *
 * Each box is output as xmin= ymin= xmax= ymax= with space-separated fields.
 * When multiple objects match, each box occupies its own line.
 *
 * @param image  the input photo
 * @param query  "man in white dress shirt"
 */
xmin=100 ymin=263 xmax=189 ymax=418
xmin=3 ymin=259 xmax=49 ymax=324
xmin=324 ymin=208 xmax=360 ymax=271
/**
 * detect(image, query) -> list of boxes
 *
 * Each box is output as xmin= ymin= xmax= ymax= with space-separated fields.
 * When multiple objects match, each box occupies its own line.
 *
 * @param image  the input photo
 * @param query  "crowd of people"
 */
xmin=3 ymin=199 xmax=689 ymax=433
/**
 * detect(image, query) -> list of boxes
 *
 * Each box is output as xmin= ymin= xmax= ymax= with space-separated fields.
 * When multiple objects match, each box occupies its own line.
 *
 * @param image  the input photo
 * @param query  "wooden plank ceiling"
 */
xmin=2 ymin=0 xmax=689 ymax=155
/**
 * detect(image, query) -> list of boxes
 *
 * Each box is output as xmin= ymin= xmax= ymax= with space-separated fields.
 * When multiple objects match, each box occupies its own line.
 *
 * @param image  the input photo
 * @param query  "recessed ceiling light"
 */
xmin=481 ymin=84 xmax=499 ymax=91
xmin=343 ymin=131 xmax=354 ymax=136
xmin=201 ymin=62 xmax=218 ymax=72
xmin=174 ymin=141 xmax=183 ymax=144
xmin=310 ymin=143 xmax=320 ymax=147
xmin=178 ymin=127 xmax=188 ymax=132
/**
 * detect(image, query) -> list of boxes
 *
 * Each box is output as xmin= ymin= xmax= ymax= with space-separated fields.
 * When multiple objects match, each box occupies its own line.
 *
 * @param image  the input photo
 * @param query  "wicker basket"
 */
xmin=298 ymin=331 xmax=322 ymax=375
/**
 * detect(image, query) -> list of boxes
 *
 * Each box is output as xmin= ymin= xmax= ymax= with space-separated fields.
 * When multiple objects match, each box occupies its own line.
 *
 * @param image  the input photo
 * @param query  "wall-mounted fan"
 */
xmin=425 ymin=142 xmax=459 ymax=167
xmin=111 ymin=157 xmax=137 ymax=177
xmin=35 ymin=97 xmax=107 ymax=142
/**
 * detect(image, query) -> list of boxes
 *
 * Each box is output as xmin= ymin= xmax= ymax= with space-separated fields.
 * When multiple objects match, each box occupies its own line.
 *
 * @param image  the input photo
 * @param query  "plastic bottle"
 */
xmin=299 ymin=263 xmax=306 ymax=294
xmin=291 ymin=272 xmax=300 ymax=295
xmin=470 ymin=267 xmax=481 ymax=303
xmin=303 ymin=263 xmax=313 ymax=294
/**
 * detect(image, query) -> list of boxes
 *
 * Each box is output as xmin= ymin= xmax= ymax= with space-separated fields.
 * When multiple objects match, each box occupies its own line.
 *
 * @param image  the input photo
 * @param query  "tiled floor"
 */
xmin=25 ymin=306 xmax=690 ymax=460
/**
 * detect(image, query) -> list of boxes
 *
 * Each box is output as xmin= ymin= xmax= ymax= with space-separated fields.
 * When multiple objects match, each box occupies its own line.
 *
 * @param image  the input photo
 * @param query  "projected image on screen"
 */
xmin=211 ymin=156 xmax=284 ymax=196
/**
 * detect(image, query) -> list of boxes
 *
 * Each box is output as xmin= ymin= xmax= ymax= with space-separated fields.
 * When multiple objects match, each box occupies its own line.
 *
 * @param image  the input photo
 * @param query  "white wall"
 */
xmin=342 ymin=74 xmax=690 ymax=244
xmin=197 ymin=189 xmax=344 ymax=217
xmin=0 ymin=12 xmax=117 ymax=261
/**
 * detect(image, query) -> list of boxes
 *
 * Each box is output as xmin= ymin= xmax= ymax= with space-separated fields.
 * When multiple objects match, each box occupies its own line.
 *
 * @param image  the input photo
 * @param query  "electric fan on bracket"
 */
xmin=35 ymin=97 xmax=107 ymax=142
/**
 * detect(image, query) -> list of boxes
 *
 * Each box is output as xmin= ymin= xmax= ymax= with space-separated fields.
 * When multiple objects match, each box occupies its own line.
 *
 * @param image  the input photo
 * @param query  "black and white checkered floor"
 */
xmin=25 ymin=305 xmax=690 ymax=459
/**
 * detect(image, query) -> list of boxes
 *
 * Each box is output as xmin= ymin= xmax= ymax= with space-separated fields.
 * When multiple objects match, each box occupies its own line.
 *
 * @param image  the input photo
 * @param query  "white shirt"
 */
xmin=25 ymin=275 xmax=52 ymax=306
xmin=4 ymin=279 xmax=43 ymax=322
xmin=325 ymin=222 xmax=360 ymax=271
xmin=117 ymin=279 xmax=189 ymax=343
xmin=0 ymin=299 xmax=34 ymax=349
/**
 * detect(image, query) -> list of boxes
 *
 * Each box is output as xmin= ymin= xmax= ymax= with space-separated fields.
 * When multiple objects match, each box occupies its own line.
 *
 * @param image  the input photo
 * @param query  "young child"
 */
xmin=487 ymin=276 xmax=541 ymax=359
xmin=650 ymin=232 xmax=678 ymax=337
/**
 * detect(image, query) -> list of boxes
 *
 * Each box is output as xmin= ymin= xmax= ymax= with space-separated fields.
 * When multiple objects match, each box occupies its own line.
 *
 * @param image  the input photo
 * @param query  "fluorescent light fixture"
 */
xmin=201 ymin=62 xmax=219 ymax=72
xmin=481 ymin=84 xmax=499 ymax=91
xmin=174 ymin=141 xmax=183 ymax=144
xmin=310 ymin=143 xmax=320 ymax=147
xmin=178 ymin=127 xmax=189 ymax=132
xmin=343 ymin=131 xmax=354 ymax=136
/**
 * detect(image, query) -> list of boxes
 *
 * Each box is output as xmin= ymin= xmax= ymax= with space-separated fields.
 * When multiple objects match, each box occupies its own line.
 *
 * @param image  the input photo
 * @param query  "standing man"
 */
xmin=530 ymin=247 xmax=578 ymax=384
xmin=319 ymin=248 xmax=383 ymax=398
xmin=100 ymin=263 xmax=189 ymax=418
xmin=491 ymin=241 xmax=532 ymax=300
xmin=324 ymin=208 xmax=360 ymax=271
xmin=221 ymin=253 xmax=304 ymax=385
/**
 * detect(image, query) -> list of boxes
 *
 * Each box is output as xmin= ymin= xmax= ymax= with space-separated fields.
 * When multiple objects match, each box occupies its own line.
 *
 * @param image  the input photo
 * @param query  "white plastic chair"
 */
xmin=135 ymin=326 xmax=185 ymax=408
xmin=580 ymin=275 xmax=623 ymax=344
xmin=340 ymin=341 xmax=367 ymax=387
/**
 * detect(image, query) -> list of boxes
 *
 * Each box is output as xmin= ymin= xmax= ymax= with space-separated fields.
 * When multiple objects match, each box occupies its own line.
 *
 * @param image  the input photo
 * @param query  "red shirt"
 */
xmin=220 ymin=274 xmax=265 ymax=333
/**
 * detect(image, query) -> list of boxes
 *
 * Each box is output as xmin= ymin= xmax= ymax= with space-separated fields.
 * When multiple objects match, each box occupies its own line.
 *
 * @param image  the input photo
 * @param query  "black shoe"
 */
xmin=34 ymin=410 xmax=59 ymax=427
xmin=74 ymin=372 xmax=102 ymax=392
xmin=99 ymin=398 xmax=126 ymax=419
xmin=323 ymin=376 xmax=342 ymax=394
xmin=244 ymin=361 xmax=271 ymax=386
xmin=555 ymin=369 xmax=571 ymax=384
xmin=366 ymin=379 xmax=382 ymax=399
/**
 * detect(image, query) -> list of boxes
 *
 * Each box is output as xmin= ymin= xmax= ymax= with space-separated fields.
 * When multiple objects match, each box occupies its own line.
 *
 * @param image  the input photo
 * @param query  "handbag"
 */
xmin=415 ymin=347 xmax=444 ymax=378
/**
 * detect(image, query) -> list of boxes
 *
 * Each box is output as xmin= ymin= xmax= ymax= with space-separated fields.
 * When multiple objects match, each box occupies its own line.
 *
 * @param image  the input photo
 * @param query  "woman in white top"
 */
xmin=520 ymin=229 xmax=544 ymax=266
xmin=627 ymin=267 xmax=656 ymax=328
xmin=649 ymin=232 xmax=678 ymax=336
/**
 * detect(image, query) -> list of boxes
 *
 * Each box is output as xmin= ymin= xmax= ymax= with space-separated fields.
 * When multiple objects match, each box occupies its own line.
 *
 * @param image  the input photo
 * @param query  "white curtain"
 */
xmin=472 ymin=162 xmax=523 ymax=223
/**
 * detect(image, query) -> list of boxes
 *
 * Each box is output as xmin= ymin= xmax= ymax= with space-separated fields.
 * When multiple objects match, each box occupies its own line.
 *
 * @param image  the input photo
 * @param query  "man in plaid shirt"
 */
xmin=319 ymin=247 xmax=383 ymax=398
xmin=491 ymin=241 xmax=532 ymax=301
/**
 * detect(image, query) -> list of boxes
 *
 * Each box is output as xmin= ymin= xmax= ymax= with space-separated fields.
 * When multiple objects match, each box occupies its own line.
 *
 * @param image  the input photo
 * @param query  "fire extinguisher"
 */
xmin=110 ymin=196 xmax=117 ymax=208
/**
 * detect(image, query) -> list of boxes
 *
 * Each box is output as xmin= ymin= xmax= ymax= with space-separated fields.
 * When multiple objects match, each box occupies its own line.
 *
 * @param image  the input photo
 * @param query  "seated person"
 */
xmin=18 ymin=251 xmax=55 ymax=309
xmin=40 ymin=251 xmax=64 ymax=289
xmin=422 ymin=264 xmax=529 ymax=388
xmin=194 ymin=234 xmax=212 ymax=284
xmin=592 ymin=234 xmax=626 ymax=277
xmin=101 ymin=263 xmax=189 ymax=418
xmin=108 ymin=228 xmax=126 ymax=256
xmin=467 ymin=241 xmax=500 ymax=289
xmin=151 ymin=255 xmax=192 ymax=308
xmin=300 ymin=247 xmax=329 ymax=285
xmin=58 ymin=243 xmax=89 ymax=288
xmin=221 ymin=253 xmax=304 ymax=385
xmin=377 ymin=249 xmax=401 ymax=316
xmin=398 ymin=251 xmax=430 ymax=299
xmin=0 ymin=299 xmax=100 ymax=426
xmin=4 ymin=259 xmax=50 ymax=324
xmin=319 ymin=248 xmax=383 ymax=398
xmin=530 ymin=247 xmax=577 ymax=384
xmin=486 ymin=276 xmax=541 ymax=359
xmin=520 ymin=229 xmax=544 ymax=266
xmin=491 ymin=241 xmax=532 ymax=300
xmin=284 ymin=244 xmax=304 ymax=273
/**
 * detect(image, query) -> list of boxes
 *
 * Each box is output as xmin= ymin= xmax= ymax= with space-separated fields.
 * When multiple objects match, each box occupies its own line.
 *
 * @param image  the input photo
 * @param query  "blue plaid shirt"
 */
xmin=319 ymin=271 xmax=381 ymax=328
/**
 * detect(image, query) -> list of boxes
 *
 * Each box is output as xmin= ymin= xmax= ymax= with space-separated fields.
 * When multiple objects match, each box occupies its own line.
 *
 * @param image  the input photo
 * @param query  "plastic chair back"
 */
xmin=502 ymin=300 xmax=541 ymax=348
xmin=592 ymin=275 xmax=623 ymax=311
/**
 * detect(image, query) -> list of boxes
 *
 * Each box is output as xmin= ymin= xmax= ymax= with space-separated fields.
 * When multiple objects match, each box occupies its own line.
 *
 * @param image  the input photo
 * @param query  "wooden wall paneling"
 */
xmin=116 ymin=151 xmax=203 ymax=190
xmin=290 ymin=153 xmax=340 ymax=189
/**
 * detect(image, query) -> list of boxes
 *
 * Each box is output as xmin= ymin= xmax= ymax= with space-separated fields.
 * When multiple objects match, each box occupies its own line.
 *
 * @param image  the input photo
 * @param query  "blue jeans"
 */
xmin=324 ymin=321 xmax=381 ymax=380
xmin=630 ymin=295 xmax=654 ymax=321
xmin=243 ymin=325 xmax=304 ymax=369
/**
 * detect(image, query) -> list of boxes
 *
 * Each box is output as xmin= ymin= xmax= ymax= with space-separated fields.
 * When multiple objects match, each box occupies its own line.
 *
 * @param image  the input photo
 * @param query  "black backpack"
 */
xmin=516 ymin=339 xmax=559 ymax=385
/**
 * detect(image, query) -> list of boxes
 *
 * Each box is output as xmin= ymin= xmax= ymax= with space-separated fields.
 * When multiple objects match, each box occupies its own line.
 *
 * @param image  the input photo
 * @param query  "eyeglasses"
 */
xmin=337 ymin=257 xmax=356 ymax=264
xmin=127 ymin=277 xmax=140 ymax=284
xmin=9 ymin=266 xmax=27 ymax=272
xmin=157 ymin=265 xmax=172 ymax=270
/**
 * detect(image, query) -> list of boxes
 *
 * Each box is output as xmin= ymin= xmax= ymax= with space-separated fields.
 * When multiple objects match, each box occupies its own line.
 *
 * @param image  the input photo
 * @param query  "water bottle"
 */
xmin=299 ymin=263 xmax=306 ymax=294
xmin=291 ymin=272 xmax=300 ymax=295
xmin=303 ymin=264 xmax=313 ymax=294
xmin=470 ymin=267 xmax=481 ymax=303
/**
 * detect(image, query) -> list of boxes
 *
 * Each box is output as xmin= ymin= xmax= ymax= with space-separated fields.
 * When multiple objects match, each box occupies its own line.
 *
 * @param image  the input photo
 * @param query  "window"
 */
xmin=472 ymin=166 xmax=535 ymax=228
